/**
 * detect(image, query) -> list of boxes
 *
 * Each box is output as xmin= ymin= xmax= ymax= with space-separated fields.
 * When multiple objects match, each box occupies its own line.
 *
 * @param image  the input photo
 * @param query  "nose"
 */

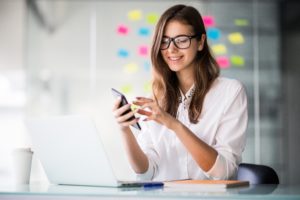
xmin=167 ymin=41 xmax=178 ymax=52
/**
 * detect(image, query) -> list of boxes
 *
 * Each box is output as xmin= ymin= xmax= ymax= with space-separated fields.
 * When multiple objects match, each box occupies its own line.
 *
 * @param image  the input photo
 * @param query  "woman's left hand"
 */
xmin=133 ymin=97 xmax=175 ymax=129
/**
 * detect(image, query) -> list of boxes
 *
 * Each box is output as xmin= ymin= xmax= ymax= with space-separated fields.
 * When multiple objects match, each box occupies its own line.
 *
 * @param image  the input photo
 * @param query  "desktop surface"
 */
xmin=0 ymin=183 xmax=300 ymax=200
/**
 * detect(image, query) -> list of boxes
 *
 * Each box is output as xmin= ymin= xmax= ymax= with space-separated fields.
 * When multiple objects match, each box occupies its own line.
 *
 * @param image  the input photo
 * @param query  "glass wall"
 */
xmin=25 ymin=0 xmax=283 ymax=182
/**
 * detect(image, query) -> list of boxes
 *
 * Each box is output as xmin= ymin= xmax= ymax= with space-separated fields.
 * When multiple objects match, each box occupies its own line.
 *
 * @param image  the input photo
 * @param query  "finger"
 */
xmin=120 ymin=117 xmax=140 ymax=127
xmin=112 ymin=97 xmax=122 ymax=111
xmin=116 ymin=110 xmax=136 ymax=123
xmin=135 ymin=97 xmax=154 ymax=103
xmin=137 ymin=109 xmax=152 ymax=117
xmin=139 ymin=102 xmax=156 ymax=110
xmin=113 ymin=103 xmax=131 ymax=117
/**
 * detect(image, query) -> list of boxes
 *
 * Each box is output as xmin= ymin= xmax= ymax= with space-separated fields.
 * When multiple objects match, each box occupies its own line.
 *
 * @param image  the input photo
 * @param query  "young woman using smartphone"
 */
xmin=113 ymin=4 xmax=248 ymax=181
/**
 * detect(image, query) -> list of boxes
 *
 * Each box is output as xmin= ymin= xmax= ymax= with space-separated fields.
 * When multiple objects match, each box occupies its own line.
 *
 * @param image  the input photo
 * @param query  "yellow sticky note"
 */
xmin=121 ymin=84 xmax=133 ymax=94
xmin=228 ymin=32 xmax=244 ymax=44
xmin=128 ymin=9 xmax=142 ymax=21
xmin=143 ymin=81 xmax=152 ymax=93
xmin=146 ymin=13 xmax=159 ymax=25
xmin=212 ymin=44 xmax=227 ymax=55
xmin=124 ymin=62 xmax=139 ymax=74
xmin=231 ymin=55 xmax=245 ymax=66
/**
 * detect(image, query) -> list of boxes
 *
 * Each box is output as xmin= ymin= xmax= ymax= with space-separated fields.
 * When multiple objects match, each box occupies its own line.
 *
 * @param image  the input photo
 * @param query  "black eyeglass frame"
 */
xmin=160 ymin=34 xmax=199 ymax=50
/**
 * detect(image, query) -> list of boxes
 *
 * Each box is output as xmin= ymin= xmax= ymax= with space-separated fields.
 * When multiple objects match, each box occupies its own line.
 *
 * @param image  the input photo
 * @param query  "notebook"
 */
xmin=25 ymin=115 xmax=163 ymax=188
xmin=164 ymin=179 xmax=249 ymax=190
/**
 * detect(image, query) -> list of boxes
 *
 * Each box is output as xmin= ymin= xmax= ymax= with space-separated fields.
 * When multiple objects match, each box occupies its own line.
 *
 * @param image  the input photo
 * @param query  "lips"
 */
xmin=168 ymin=56 xmax=183 ymax=61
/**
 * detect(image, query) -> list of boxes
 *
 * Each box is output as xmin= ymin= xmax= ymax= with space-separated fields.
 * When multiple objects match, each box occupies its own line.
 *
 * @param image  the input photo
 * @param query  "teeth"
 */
xmin=169 ymin=57 xmax=181 ymax=61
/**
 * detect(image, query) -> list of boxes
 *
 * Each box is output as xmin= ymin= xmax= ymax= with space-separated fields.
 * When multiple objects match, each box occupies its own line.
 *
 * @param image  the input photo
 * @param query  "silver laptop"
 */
xmin=25 ymin=115 xmax=163 ymax=188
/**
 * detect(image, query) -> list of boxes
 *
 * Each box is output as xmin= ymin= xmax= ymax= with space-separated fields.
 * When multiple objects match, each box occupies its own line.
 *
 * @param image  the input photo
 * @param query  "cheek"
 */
xmin=161 ymin=52 xmax=168 ymax=61
xmin=185 ymin=48 xmax=198 ymax=61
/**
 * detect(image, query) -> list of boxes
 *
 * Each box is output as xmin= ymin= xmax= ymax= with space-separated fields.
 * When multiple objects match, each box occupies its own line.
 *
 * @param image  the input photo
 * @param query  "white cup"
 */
xmin=12 ymin=148 xmax=33 ymax=185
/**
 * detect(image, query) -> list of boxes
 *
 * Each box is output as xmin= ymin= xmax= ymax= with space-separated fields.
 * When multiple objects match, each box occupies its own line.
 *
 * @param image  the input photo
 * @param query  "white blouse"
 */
xmin=135 ymin=77 xmax=248 ymax=181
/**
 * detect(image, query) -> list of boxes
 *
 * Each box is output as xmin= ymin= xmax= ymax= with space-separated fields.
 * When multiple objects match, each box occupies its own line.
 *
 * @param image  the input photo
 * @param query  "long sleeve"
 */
xmin=204 ymin=82 xmax=248 ymax=179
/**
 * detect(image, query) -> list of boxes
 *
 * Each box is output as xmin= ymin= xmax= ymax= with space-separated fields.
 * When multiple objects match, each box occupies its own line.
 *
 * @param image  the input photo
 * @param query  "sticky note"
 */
xmin=203 ymin=16 xmax=215 ymax=27
xmin=234 ymin=19 xmax=249 ymax=26
xmin=121 ymin=84 xmax=133 ymax=94
xmin=228 ymin=32 xmax=244 ymax=44
xmin=131 ymin=104 xmax=139 ymax=111
xmin=138 ymin=27 xmax=150 ymax=36
xmin=231 ymin=55 xmax=245 ymax=66
xmin=143 ymin=61 xmax=151 ymax=71
xmin=128 ymin=9 xmax=142 ymax=21
xmin=138 ymin=45 xmax=148 ymax=56
xmin=146 ymin=13 xmax=159 ymax=25
xmin=124 ymin=62 xmax=139 ymax=73
xmin=117 ymin=25 xmax=129 ymax=35
xmin=211 ymin=44 xmax=227 ymax=55
xmin=143 ymin=81 xmax=152 ymax=93
xmin=207 ymin=28 xmax=221 ymax=41
xmin=117 ymin=48 xmax=129 ymax=58
xmin=216 ymin=56 xmax=230 ymax=69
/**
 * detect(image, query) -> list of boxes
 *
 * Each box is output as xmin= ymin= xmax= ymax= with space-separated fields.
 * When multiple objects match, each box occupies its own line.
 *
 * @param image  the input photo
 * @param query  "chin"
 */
xmin=168 ymin=65 xmax=182 ymax=72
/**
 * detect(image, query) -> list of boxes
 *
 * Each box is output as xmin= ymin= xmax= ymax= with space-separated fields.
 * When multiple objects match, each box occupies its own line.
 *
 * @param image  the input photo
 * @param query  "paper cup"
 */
xmin=12 ymin=148 xmax=33 ymax=184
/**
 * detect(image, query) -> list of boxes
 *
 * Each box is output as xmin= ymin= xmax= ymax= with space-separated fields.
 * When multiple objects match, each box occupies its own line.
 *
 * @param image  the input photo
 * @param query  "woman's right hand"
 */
xmin=112 ymin=97 xmax=139 ymax=130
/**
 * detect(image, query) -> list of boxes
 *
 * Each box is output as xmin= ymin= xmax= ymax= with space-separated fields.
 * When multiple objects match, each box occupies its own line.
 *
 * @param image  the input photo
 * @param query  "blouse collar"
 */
xmin=179 ymin=84 xmax=195 ymax=104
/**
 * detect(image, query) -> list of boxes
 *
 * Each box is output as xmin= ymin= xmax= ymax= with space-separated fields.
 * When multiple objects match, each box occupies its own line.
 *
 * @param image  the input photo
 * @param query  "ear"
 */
xmin=198 ymin=34 xmax=206 ymax=51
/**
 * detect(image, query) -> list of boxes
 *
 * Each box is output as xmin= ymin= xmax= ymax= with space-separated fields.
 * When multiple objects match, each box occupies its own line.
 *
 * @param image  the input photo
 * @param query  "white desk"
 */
xmin=0 ymin=183 xmax=300 ymax=200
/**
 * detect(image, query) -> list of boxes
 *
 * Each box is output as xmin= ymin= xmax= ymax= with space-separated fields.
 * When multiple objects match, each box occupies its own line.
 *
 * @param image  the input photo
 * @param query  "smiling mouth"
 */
xmin=168 ymin=56 xmax=182 ymax=61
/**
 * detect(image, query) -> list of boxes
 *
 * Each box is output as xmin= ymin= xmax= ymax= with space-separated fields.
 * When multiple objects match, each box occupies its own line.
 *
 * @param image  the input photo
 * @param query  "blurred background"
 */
xmin=0 ymin=0 xmax=299 ymax=185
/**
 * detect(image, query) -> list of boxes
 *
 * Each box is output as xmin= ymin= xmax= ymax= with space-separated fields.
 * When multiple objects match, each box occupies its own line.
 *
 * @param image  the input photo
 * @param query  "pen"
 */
xmin=143 ymin=182 xmax=164 ymax=188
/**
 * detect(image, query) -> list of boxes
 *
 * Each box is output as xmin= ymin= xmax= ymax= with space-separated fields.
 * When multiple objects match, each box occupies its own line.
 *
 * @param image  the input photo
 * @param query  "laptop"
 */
xmin=25 ymin=115 xmax=163 ymax=188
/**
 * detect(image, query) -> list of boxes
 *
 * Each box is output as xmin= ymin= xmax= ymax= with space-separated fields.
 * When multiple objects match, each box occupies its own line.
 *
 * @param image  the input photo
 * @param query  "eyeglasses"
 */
xmin=160 ymin=35 xmax=198 ymax=50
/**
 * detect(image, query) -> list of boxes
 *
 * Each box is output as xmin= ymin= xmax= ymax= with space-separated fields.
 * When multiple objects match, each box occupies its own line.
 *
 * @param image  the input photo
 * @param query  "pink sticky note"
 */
xmin=138 ymin=45 xmax=148 ymax=56
xmin=216 ymin=56 xmax=230 ymax=69
xmin=117 ymin=25 xmax=129 ymax=35
xmin=203 ymin=16 xmax=215 ymax=27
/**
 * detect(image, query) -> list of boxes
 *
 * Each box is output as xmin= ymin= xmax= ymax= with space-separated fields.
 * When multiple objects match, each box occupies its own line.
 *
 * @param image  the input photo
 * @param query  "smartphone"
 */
xmin=111 ymin=88 xmax=141 ymax=130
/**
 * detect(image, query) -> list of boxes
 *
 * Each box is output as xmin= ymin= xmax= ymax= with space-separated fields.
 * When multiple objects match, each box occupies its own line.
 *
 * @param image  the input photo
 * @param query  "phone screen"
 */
xmin=111 ymin=88 xmax=141 ymax=130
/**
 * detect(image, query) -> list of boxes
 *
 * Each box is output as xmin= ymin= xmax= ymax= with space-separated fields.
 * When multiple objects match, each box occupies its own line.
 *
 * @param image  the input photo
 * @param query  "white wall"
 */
xmin=0 ymin=0 xmax=29 ymax=183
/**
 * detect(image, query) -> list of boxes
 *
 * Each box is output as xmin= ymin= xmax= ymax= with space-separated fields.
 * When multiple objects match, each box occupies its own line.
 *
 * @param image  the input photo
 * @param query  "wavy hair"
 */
xmin=151 ymin=5 xmax=220 ymax=123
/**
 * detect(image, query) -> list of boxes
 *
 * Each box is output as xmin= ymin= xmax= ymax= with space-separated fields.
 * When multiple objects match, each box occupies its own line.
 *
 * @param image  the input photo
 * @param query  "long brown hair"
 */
xmin=151 ymin=4 xmax=220 ymax=124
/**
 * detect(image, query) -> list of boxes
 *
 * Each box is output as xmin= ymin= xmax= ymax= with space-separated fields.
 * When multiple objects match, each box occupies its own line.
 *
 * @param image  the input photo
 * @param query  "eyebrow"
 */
xmin=162 ymin=34 xmax=194 ymax=38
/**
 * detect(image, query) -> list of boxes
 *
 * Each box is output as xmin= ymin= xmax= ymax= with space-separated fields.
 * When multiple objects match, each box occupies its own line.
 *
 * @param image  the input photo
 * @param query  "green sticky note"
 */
xmin=234 ymin=19 xmax=249 ymax=26
xmin=231 ymin=55 xmax=245 ymax=66
xmin=121 ymin=85 xmax=133 ymax=94
xmin=146 ymin=13 xmax=159 ymax=25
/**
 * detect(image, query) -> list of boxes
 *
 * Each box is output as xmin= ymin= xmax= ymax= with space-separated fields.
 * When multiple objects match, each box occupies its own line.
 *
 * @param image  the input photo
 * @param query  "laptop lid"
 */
xmin=25 ymin=115 xmax=120 ymax=187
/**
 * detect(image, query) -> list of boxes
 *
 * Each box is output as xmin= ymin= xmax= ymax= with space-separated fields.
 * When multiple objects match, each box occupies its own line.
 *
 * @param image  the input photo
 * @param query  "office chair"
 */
xmin=237 ymin=163 xmax=279 ymax=184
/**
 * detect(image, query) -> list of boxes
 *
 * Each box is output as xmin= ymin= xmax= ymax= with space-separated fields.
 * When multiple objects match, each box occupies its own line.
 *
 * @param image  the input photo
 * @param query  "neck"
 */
xmin=177 ymin=71 xmax=194 ymax=94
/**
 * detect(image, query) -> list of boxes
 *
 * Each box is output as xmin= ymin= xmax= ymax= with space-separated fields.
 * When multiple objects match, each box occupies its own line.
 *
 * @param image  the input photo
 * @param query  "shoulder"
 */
xmin=210 ymin=77 xmax=245 ymax=95
xmin=205 ymin=77 xmax=246 ymax=105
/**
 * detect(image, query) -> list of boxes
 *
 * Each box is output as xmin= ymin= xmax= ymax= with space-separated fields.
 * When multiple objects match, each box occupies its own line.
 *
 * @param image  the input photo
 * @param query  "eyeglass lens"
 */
xmin=160 ymin=35 xmax=192 ymax=50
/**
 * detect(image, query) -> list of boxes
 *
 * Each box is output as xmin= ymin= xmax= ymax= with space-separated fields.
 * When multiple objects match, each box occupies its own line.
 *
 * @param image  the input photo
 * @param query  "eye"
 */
xmin=161 ymin=37 xmax=170 ymax=44
xmin=175 ymin=36 xmax=189 ymax=44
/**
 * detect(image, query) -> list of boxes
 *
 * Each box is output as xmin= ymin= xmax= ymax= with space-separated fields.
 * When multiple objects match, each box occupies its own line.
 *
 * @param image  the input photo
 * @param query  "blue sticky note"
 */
xmin=207 ymin=28 xmax=221 ymax=41
xmin=143 ymin=61 xmax=151 ymax=71
xmin=138 ymin=27 xmax=150 ymax=36
xmin=118 ymin=48 xmax=129 ymax=58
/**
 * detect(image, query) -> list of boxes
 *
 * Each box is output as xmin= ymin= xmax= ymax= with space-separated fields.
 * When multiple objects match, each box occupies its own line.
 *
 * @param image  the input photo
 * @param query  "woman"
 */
xmin=113 ymin=4 xmax=248 ymax=181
